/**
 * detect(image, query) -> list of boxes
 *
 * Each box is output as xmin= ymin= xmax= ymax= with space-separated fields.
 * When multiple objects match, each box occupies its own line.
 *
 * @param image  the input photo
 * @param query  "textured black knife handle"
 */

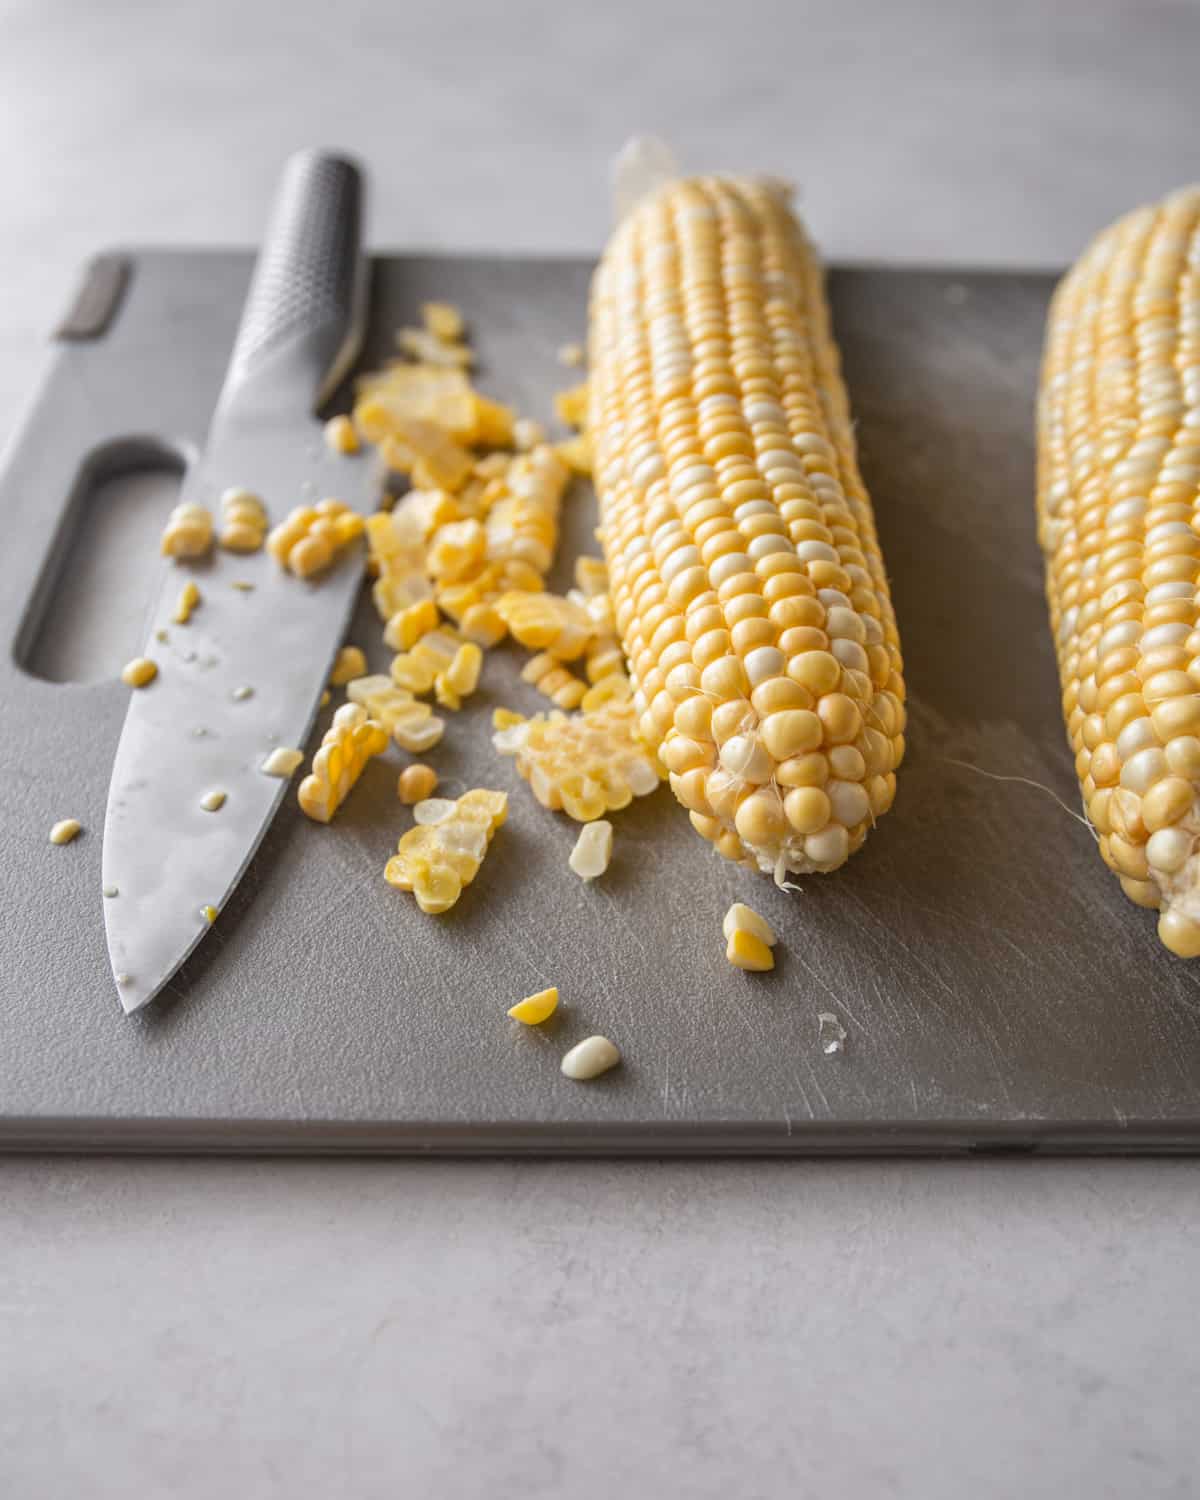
xmin=223 ymin=149 xmax=365 ymax=409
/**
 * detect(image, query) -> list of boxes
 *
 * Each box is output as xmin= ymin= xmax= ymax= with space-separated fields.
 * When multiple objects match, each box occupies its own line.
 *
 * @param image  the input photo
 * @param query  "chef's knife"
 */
xmin=103 ymin=149 xmax=382 ymax=1014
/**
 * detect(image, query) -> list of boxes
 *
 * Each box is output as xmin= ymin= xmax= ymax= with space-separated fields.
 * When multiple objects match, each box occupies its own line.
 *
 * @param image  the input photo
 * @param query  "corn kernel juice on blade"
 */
xmin=587 ymin=176 xmax=905 ymax=880
xmin=1037 ymin=186 xmax=1200 ymax=957
xmin=103 ymin=437 xmax=382 ymax=1014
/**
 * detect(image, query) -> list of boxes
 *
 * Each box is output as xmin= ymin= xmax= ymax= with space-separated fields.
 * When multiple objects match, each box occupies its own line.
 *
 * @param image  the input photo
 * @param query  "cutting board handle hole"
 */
xmin=14 ymin=437 xmax=185 ymax=685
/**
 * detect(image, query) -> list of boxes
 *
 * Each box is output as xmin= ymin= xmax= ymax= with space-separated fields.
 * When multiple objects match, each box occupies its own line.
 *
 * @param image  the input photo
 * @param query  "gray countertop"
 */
xmin=3 ymin=1 xmax=1200 ymax=1494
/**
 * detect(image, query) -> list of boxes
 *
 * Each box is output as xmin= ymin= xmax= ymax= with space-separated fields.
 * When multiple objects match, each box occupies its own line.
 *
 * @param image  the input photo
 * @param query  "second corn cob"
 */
xmin=587 ymin=175 xmax=905 ymax=879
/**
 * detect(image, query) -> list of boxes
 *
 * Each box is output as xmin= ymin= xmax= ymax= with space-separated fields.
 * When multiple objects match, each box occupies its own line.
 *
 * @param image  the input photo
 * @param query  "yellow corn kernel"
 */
xmin=434 ymin=672 xmax=461 ymax=711
xmin=390 ymin=653 xmax=436 ymax=694
xmin=471 ymin=394 xmax=514 ymax=448
xmin=385 ymin=788 xmax=507 ymax=913
xmin=555 ymin=434 xmax=592 ymax=476
xmin=569 ymin=820 xmax=613 ymax=880
xmin=49 ymin=818 xmax=81 ymax=845
xmin=422 ymin=301 xmax=465 ymax=342
xmin=589 ymin=176 xmax=905 ymax=881
xmin=173 ymin=579 xmax=201 ymax=624
xmin=493 ymin=697 xmax=662 ymax=820
xmin=354 ymin=364 xmax=477 ymax=442
xmin=427 ymin=518 xmax=486 ymax=581
xmin=397 ymin=327 xmax=473 ymax=367
xmin=200 ymin=789 xmax=227 ymax=812
xmin=201 ymin=904 xmax=218 ymax=924
xmin=554 ymin=381 xmax=589 ymax=429
xmin=219 ymin=487 xmax=268 ymax=552
xmin=160 ymin=501 xmax=213 ymax=560
xmin=496 ymin=591 xmax=594 ymax=660
xmin=121 ymin=656 xmax=158 ymax=688
xmin=348 ymin=673 xmax=444 ymax=751
xmin=298 ymin=703 xmax=389 ymax=823
xmin=380 ymin=418 xmax=474 ymax=491
xmin=723 ymin=902 xmax=778 ymax=950
xmin=725 ymin=928 xmax=775 ymax=972
xmin=267 ymin=500 xmax=363 ymax=578
xmin=508 ymin=987 xmax=559 ymax=1024
xmin=484 ymin=445 xmax=570 ymax=577
xmin=330 ymin=645 xmax=367 ymax=686
xmin=493 ymin=707 xmax=525 ymax=730
xmin=446 ymin=641 xmax=483 ymax=698
xmin=398 ymin=763 xmax=439 ymax=804
xmin=580 ymin=674 xmax=633 ymax=713
xmin=260 ymin=747 xmax=304 ymax=778
xmin=557 ymin=342 xmax=585 ymax=368
xmin=385 ymin=598 xmax=440 ymax=651
xmin=460 ymin=602 xmax=507 ymax=648
xmin=324 ymin=414 xmax=360 ymax=454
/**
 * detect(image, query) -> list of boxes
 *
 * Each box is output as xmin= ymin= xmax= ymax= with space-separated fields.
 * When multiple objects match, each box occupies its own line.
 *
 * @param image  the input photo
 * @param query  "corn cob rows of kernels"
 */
xmin=587 ymin=176 xmax=904 ymax=878
xmin=1038 ymin=186 xmax=1200 ymax=956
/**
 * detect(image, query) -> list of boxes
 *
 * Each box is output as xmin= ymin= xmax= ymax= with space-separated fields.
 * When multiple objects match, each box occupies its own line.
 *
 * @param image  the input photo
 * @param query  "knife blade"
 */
xmin=103 ymin=149 xmax=382 ymax=1014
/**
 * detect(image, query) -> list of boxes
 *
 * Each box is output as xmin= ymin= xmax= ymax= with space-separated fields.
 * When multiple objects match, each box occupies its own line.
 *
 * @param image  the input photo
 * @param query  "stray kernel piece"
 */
xmin=569 ymin=820 xmax=613 ymax=881
xmin=161 ymin=501 xmax=213 ymax=559
xmin=200 ymin=789 xmax=227 ymax=812
xmin=121 ymin=656 xmax=158 ymax=688
xmin=398 ymin=763 xmax=438 ymax=804
xmin=232 ymin=685 xmax=254 ymax=701
xmin=320 ymin=690 xmax=331 ymax=707
xmin=173 ymin=580 xmax=201 ymax=624
xmin=557 ymin=342 xmax=585 ymax=368
xmin=102 ymin=884 xmax=119 ymax=898
xmin=267 ymin=499 xmax=364 ymax=579
xmin=561 ymin=1035 xmax=621 ymax=1081
xmin=508 ymin=987 xmax=559 ymax=1025
xmin=49 ymin=819 xmax=81 ymax=846
xmin=385 ymin=788 xmax=507 ymax=914
xmin=324 ymin=414 xmax=359 ymax=455
xmin=555 ymin=382 xmax=589 ymax=428
xmin=219 ymin=487 xmax=268 ymax=552
xmin=298 ymin=703 xmax=389 ymax=823
xmin=421 ymin=300 xmax=465 ymax=342
xmin=230 ymin=579 xmax=255 ymax=592
xmin=347 ymin=673 xmax=445 ymax=753
xmin=201 ymin=904 xmax=217 ymax=924
xmin=261 ymin=747 xmax=304 ymax=779
xmin=722 ymin=902 xmax=777 ymax=951
xmin=412 ymin=797 xmax=458 ymax=825
xmin=330 ymin=645 xmax=367 ymax=686
xmin=725 ymin=928 xmax=775 ymax=973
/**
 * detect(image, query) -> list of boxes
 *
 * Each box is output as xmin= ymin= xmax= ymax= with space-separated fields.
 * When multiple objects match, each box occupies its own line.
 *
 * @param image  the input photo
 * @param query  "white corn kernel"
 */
xmin=200 ymin=789 xmax=227 ymax=812
xmin=261 ymin=747 xmax=303 ymax=778
xmin=560 ymin=1035 xmax=621 ymax=1080
xmin=569 ymin=820 xmax=613 ymax=880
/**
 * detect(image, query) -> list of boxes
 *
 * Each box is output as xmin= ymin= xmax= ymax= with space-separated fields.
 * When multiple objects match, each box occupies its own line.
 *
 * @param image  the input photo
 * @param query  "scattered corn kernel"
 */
xmin=230 ymin=579 xmax=255 ymax=592
xmin=219 ymin=486 xmax=268 ymax=552
xmin=298 ymin=702 xmax=389 ymax=822
xmin=561 ymin=1035 xmax=620 ymax=1081
xmin=385 ymin=788 xmax=507 ymax=913
xmin=725 ymin=928 xmax=775 ymax=972
xmin=557 ymin=342 xmax=585 ymax=368
xmin=320 ymin=690 xmax=331 ymax=707
xmin=121 ymin=656 xmax=158 ymax=688
xmin=261 ymin=746 xmax=304 ymax=778
xmin=380 ymin=418 xmax=475 ymax=492
xmin=422 ymin=301 xmax=464 ymax=342
xmin=569 ymin=820 xmax=613 ymax=880
xmin=412 ymin=797 xmax=458 ymax=825
xmin=330 ymin=645 xmax=367 ymax=686
xmin=723 ymin=903 xmax=777 ymax=950
xmin=267 ymin=499 xmax=364 ymax=578
xmin=232 ymin=684 xmax=254 ymax=701
xmin=397 ymin=763 xmax=439 ymax=804
xmin=574 ymin=556 xmax=608 ymax=597
xmin=554 ymin=382 xmax=589 ymax=429
xmin=385 ymin=598 xmax=440 ymax=652
xmin=161 ymin=501 xmax=213 ymax=559
xmin=513 ymin=417 xmax=546 ymax=451
xmin=201 ymin=904 xmax=217 ymax=924
xmin=493 ymin=707 xmax=526 ymax=731
xmin=200 ymin=789 xmax=227 ymax=812
xmin=346 ymin=674 xmax=445 ymax=752
xmin=49 ymin=819 xmax=81 ymax=846
xmin=324 ymin=414 xmax=359 ymax=455
xmin=508 ymin=987 xmax=559 ymax=1025
xmin=173 ymin=580 xmax=201 ymax=624
xmin=497 ymin=591 xmax=594 ymax=660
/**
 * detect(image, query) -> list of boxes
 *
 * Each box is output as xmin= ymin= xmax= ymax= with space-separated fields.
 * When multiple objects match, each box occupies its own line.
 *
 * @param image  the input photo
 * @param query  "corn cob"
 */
xmin=588 ymin=176 xmax=904 ymax=877
xmin=1037 ymin=187 xmax=1200 ymax=956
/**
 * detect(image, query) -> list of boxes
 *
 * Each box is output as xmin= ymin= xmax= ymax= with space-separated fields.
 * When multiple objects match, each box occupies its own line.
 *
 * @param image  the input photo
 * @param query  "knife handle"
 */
xmin=221 ymin=149 xmax=366 ymax=412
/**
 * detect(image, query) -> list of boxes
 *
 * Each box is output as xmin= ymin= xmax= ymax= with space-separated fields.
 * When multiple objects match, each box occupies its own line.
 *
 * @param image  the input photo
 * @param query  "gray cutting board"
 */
xmin=3 ymin=249 xmax=1199 ymax=1155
